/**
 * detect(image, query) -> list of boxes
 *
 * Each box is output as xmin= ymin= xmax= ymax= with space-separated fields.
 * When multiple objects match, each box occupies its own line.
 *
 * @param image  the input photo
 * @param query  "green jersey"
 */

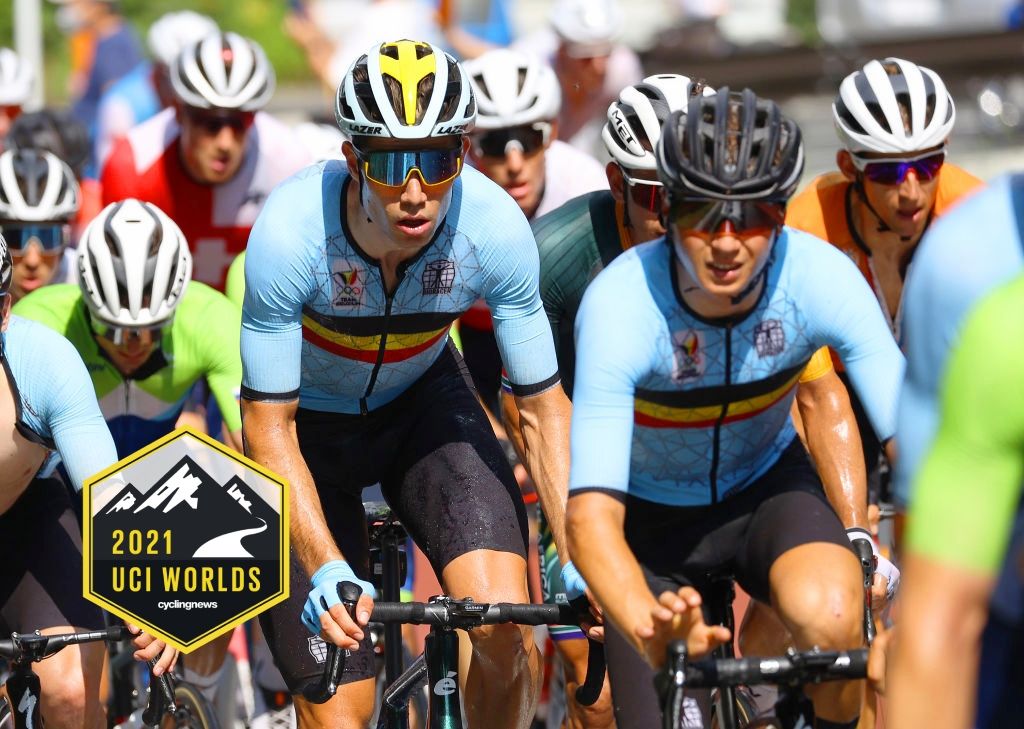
xmin=908 ymin=274 xmax=1024 ymax=574
xmin=225 ymin=251 xmax=245 ymax=309
xmin=14 ymin=282 xmax=243 ymax=457
xmin=531 ymin=190 xmax=624 ymax=396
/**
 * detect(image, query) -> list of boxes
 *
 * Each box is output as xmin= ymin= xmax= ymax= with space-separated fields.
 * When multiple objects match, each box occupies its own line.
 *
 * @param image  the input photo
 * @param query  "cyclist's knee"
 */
xmin=777 ymin=578 xmax=862 ymax=650
xmin=39 ymin=669 xmax=98 ymax=729
xmin=467 ymin=622 xmax=534 ymax=658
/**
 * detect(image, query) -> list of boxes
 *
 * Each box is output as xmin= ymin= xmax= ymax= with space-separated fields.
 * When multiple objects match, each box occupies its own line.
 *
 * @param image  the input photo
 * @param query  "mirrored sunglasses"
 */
xmin=852 ymin=149 xmax=946 ymax=185
xmin=356 ymin=147 xmax=463 ymax=187
xmin=471 ymin=123 xmax=551 ymax=158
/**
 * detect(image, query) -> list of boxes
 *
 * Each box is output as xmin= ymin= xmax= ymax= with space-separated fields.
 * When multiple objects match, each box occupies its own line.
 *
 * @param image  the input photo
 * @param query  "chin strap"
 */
xmin=854 ymin=176 xmax=913 ymax=243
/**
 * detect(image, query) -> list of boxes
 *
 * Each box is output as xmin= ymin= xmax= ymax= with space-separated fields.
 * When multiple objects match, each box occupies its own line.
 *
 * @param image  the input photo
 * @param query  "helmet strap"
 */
xmin=853 ymin=174 xmax=913 ymax=242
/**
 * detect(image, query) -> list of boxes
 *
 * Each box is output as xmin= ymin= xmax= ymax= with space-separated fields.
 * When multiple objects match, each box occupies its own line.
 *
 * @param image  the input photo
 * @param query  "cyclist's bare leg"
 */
xmin=442 ymin=548 xmax=542 ymax=729
xmin=769 ymin=543 xmax=862 ymax=724
xmin=292 ymin=677 xmax=375 ymax=729
xmin=554 ymin=636 xmax=615 ymax=729
xmin=34 ymin=626 xmax=105 ymax=729
xmin=183 ymin=629 xmax=232 ymax=674
xmin=737 ymin=599 xmax=791 ymax=657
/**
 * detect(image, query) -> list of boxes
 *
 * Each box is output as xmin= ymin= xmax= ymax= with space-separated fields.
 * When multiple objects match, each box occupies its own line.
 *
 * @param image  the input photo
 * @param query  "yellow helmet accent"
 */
xmin=378 ymin=40 xmax=437 ymax=127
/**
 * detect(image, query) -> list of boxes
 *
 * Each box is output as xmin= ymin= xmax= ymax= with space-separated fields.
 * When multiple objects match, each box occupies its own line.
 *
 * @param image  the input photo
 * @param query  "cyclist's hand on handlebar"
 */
xmin=302 ymin=560 xmax=376 ymax=649
xmin=639 ymin=587 xmax=731 ymax=669
xmin=847 ymin=528 xmax=900 ymax=608
xmin=126 ymin=623 xmax=178 ymax=676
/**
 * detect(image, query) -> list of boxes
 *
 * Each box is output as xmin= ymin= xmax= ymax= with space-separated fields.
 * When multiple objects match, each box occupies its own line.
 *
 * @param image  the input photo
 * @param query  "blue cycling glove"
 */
xmin=560 ymin=561 xmax=588 ymax=603
xmin=301 ymin=559 xmax=377 ymax=635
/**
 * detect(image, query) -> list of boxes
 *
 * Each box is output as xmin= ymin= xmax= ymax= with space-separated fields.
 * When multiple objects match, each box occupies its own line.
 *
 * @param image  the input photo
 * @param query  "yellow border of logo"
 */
xmin=82 ymin=427 xmax=290 ymax=653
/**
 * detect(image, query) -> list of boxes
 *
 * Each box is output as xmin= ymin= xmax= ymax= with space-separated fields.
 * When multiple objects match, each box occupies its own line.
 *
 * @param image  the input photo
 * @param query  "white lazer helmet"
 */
xmin=0 ymin=149 xmax=79 ymax=222
xmin=147 ymin=11 xmax=219 ymax=68
xmin=0 ymin=48 xmax=34 ymax=107
xmin=833 ymin=57 xmax=955 ymax=154
xmin=171 ymin=31 xmax=275 ymax=111
xmin=603 ymin=74 xmax=714 ymax=171
xmin=78 ymin=199 xmax=192 ymax=330
xmin=464 ymin=49 xmax=560 ymax=130
xmin=336 ymin=39 xmax=476 ymax=140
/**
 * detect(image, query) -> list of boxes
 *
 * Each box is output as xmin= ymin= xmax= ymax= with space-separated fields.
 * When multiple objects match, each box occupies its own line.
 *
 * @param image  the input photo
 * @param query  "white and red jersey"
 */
xmin=100 ymin=108 xmax=312 ymax=289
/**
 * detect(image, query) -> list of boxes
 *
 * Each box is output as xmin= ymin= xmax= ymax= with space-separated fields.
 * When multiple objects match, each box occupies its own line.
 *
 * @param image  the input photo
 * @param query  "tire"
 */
xmin=161 ymin=681 xmax=220 ymax=729
xmin=0 ymin=700 xmax=12 ymax=729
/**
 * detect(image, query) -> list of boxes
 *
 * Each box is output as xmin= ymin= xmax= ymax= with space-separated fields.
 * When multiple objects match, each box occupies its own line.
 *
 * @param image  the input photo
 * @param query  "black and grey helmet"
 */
xmin=655 ymin=88 xmax=804 ymax=203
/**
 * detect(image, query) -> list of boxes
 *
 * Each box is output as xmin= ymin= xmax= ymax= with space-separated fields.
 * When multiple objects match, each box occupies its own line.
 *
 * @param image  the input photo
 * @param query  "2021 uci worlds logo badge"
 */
xmin=82 ymin=428 xmax=289 ymax=653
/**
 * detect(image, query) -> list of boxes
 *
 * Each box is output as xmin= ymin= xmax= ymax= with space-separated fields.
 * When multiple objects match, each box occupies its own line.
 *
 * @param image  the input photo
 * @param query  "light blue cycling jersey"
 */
xmin=241 ymin=161 xmax=559 ymax=413
xmin=569 ymin=229 xmax=904 ymax=507
xmin=896 ymin=174 xmax=1020 ymax=508
xmin=4 ymin=316 xmax=117 ymax=490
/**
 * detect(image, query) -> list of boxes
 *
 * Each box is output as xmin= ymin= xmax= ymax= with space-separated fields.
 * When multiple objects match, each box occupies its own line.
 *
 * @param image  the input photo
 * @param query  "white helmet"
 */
xmin=170 ymin=31 xmax=275 ymax=111
xmin=549 ymin=0 xmax=622 ymax=48
xmin=147 ymin=11 xmax=219 ymax=67
xmin=833 ymin=57 xmax=955 ymax=154
xmin=336 ymin=39 xmax=476 ymax=140
xmin=78 ymin=199 xmax=192 ymax=330
xmin=0 ymin=48 xmax=34 ymax=107
xmin=464 ymin=49 xmax=560 ymax=130
xmin=0 ymin=149 xmax=79 ymax=222
xmin=603 ymin=74 xmax=714 ymax=171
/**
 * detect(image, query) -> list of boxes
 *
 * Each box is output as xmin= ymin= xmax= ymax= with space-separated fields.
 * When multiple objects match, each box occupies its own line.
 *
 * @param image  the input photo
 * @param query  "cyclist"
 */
xmin=240 ymin=39 xmax=573 ymax=729
xmin=786 ymin=57 xmax=982 ymax=519
xmin=459 ymin=47 xmax=607 ymax=417
xmin=94 ymin=10 xmax=218 ymax=164
xmin=889 ymin=275 xmax=1024 ymax=729
xmin=0 ymin=48 xmax=33 ymax=149
xmin=0 ymin=234 xmax=173 ymax=727
xmin=100 ymin=31 xmax=311 ymax=290
xmin=0 ymin=148 xmax=80 ymax=301
xmin=503 ymin=74 xmax=881 ymax=728
xmin=887 ymin=175 xmax=1024 ymax=728
xmin=566 ymin=89 xmax=904 ymax=729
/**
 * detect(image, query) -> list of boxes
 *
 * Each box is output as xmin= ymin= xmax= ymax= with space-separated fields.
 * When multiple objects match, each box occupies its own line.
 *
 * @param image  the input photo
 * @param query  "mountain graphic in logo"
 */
xmin=94 ymin=456 xmax=279 ymax=561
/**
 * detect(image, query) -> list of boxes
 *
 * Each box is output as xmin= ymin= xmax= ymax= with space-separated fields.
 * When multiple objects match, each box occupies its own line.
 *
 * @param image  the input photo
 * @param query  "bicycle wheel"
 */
xmin=0 ymin=700 xmax=12 ymax=729
xmin=710 ymin=686 xmax=762 ymax=729
xmin=161 ymin=681 xmax=221 ymax=729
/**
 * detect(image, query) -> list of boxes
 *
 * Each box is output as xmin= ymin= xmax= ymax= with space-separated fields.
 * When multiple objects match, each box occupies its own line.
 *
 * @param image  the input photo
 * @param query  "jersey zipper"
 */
xmin=708 ymin=323 xmax=733 ymax=503
xmin=359 ymin=266 xmax=408 ymax=415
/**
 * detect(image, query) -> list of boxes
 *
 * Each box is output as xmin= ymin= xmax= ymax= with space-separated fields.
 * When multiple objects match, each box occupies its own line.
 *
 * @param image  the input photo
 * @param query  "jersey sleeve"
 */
xmin=99 ymin=137 xmax=139 ymax=206
xmin=797 ymin=347 xmax=833 ymax=383
xmin=240 ymin=177 xmax=318 ymax=402
xmin=794 ymin=231 xmax=905 ymax=441
xmin=19 ymin=324 xmax=117 ymax=490
xmin=907 ymin=279 xmax=1024 ymax=574
xmin=479 ymin=198 xmax=560 ymax=396
xmin=569 ymin=258 xmax=655 ymax=499
xmin=196 ymin=287 xmax=243 ymax=433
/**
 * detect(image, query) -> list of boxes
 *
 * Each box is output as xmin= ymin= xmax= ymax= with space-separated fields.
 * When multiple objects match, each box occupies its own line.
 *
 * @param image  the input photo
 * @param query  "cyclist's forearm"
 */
xmin=241 ymin=402 xmax=343 ymax=576
xmin=516 ymin=387 xmax=572 ymax=562
xmin=797 ymin=374 xmax=869 ymax=529
xmin=888 ymin=552 xmax=993 ymax=729
xmin=500 ymin=390 xmax=528 ymax=464
xmin=567 ymin=492 xmax=658 ymax=652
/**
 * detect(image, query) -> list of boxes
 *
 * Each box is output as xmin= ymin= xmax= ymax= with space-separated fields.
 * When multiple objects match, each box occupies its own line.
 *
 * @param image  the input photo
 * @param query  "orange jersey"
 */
xmin=786 ymin=164 xmax=983 ymax=347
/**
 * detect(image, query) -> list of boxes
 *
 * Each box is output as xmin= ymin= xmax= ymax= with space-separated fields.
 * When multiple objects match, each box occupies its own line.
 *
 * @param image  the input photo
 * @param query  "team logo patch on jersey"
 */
xmin=422 ymin=259 xmax=456 ymax=295
xmin=672 ymin=329 xmax=704 ymax=383
xmin=331 ymin=264 xmax=364 ymax=307
xmin=754 ymin=320 xmax=786 ymax=357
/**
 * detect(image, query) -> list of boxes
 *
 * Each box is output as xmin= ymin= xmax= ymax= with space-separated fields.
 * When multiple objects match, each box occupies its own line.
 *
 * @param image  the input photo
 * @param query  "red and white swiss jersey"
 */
xmin=100 ymin=108 xmax=313 ymax=289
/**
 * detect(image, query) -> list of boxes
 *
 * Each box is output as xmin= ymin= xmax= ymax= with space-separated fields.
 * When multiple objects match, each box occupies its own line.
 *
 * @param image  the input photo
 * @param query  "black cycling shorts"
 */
xmin=601 ymin=440 xmax=852 ymax=729
xmin=260 ymin=343 xmax=529 ymax=694
xmin=0 ymin=478 xmax=104 ymax=634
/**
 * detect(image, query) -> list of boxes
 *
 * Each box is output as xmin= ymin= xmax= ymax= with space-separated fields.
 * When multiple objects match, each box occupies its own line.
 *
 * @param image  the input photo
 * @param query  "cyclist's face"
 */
xmin=345 ymin=137 xmax=467 ymax=250
xmin=674 ymin=221 xmax=775 ymax=303
xmin=839 ymin=147 xmax=942 ymax=242
xmin=178 ymin=105 xmax=254 ymax=185
xmin=555 ymin=46 xmax=611 ymax=99
xmin=469 ymin=125 xmax=551 ymax=220
xmin=607 ymin=164 xmax=665 ymax=245
xmin=95 ymin=327 xmax=159 ymax=376
xmin=9 ymin=236 xmax=63 ymax=302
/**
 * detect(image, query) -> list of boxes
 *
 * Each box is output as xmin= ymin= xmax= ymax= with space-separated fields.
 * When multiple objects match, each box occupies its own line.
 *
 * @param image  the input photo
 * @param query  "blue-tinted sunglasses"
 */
xmin=851 ymin=149 xmax=946 ymax=185
xmin=0 ymin=223 xmax=69 ymax=254
xmin=355 ymin=147 xmax=463 ymax=187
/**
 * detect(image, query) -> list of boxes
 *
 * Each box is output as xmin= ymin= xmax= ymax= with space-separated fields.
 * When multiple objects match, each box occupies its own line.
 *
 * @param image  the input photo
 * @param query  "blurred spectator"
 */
xmin=94 ymin=10 xmax=218 ymax=165
xmin=0 ymin=49 xmax=34 ymax=152
xmin=6 ymin=109 xmax=101 ymax=248
xmin=447 ymin=0 xmax=643 ymax=158
xmin=286 ymin=0 xmax=443 ymax=93
xmin=50 ymin=0 xmax=143 ymax=137
xmin=0 ymin=149 xmax=81 ymax=301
